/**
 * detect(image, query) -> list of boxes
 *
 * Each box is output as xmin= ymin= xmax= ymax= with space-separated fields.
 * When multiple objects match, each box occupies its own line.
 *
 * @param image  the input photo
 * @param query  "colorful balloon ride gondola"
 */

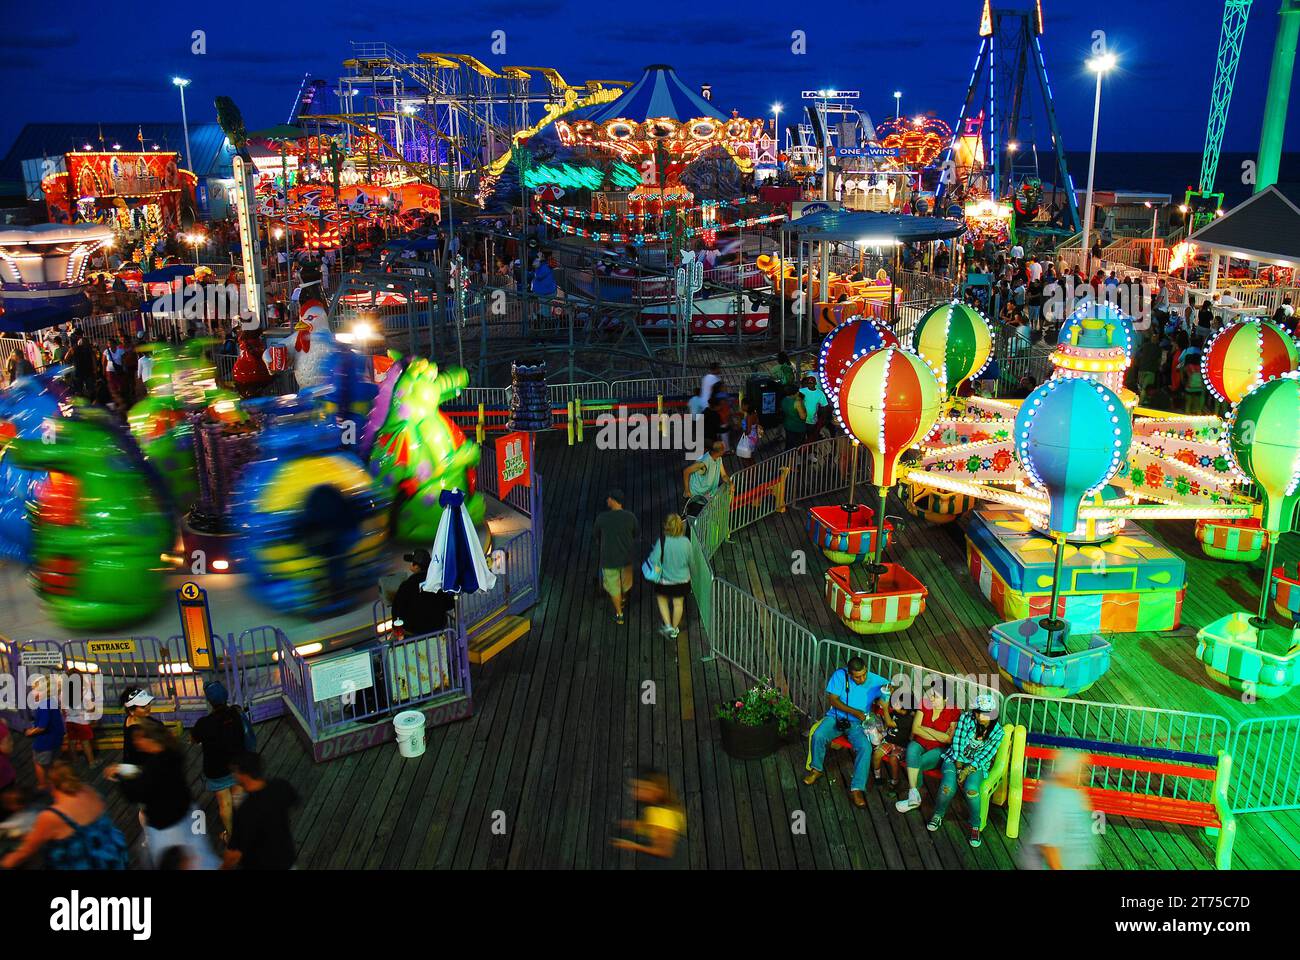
xmin=1194 ymin=374 xmax=1300 ymax=700
xmin=986 ymin=378 xmax=1131 ymax=697
xmin=816 ymin=346 xmax=940 ymax=636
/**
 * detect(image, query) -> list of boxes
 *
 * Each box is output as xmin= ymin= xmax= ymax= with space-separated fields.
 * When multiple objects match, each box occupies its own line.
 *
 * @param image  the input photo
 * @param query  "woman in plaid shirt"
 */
xmin=930 ymin=694 xmax=1003 ymax=847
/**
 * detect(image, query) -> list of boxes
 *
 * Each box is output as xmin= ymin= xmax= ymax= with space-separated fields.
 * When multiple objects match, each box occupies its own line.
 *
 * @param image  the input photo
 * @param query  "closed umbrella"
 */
xmin=422 ymin=488 xmax=496 ymax=594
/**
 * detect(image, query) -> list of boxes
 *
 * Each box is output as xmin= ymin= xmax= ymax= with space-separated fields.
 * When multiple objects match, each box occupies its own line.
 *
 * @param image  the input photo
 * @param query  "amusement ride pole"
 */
xmin=868 ymin=483 xmax=890 ymax=593
xmin=1252 ymin=533 xmax=1281 ymax=629
xmin=172 ymin=78 xmax=193 ymax=172
xmin=1042 ymin=532 xmax=1069 ymax=656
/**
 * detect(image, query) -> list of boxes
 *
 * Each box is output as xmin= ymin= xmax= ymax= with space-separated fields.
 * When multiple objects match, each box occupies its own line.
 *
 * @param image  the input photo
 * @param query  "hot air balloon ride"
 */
xmin=987 ymin=378 xmax=1132 ymax=697
xmin=807 ymin=318 xmax=901 ymax=564
xmin=1195 ymin=374 xmax=1300 ymax=699
xmin=818 ymin=346 xmax=941 ymax=635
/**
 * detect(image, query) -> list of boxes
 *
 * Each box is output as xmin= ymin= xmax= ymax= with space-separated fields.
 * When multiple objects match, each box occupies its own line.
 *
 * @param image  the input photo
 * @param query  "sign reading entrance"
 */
xmin=177 ymin=581 xmax=215 ymax=670
xmin=496 ymin=431 xmax=531 ymax=498
xmin=86 ymin=639 xmax=138 ymax=657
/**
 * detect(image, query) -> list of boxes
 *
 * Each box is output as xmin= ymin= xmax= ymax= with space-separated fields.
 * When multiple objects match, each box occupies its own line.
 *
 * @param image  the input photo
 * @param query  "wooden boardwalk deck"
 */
xmin=9 ymin=435 xmax=1299 ymax=869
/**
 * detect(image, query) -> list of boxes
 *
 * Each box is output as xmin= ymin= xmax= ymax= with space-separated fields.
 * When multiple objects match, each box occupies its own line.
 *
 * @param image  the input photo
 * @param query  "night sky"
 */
xmin=1 ymin=0 xmax=1294 ymax=164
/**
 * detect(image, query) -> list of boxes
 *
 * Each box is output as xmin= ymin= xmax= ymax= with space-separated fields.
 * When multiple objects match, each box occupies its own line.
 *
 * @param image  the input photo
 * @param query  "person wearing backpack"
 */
xmin=190 ymin=681 xmax=246 ymax=841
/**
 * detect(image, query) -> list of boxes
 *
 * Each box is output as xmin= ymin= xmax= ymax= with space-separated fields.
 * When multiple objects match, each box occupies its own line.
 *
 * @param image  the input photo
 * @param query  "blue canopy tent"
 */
xmin=581 ymin=64 xmax=726 ymax=124
xmin=0 ymin=302 xmax=87 ymax=335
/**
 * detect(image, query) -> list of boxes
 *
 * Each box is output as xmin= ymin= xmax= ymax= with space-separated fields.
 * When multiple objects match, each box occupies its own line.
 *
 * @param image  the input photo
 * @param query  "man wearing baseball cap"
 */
xmin=119 ymin=686 xmax=162 ymax=767
xmin=392 ymin=549 xmax=454 ymax=637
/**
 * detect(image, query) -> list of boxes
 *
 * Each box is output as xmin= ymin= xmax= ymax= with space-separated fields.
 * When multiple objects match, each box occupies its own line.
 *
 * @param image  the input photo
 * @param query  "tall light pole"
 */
xmin=1144 ymin=200 xmax=1160 ymax=272
xmin=770 ymin=102 xmax=782 ymax=154
xmin=172 ymin=77 xmax=193 ymax=171
xmin=1081 ymin=52 xmax=1117 ymax=276
xmin=893 ymin=90 xmax=902 ymax=119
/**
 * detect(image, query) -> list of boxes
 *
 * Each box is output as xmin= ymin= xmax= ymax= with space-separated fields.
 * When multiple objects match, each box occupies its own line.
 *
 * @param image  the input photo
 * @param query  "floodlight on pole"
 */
xmin=172 ymin=77 xmax=193 ymax=172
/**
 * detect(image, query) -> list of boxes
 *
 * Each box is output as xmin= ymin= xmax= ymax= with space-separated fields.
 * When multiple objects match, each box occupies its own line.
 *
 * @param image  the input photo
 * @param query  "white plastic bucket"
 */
xmin=393 ymin=710 xmax=427 ymax=758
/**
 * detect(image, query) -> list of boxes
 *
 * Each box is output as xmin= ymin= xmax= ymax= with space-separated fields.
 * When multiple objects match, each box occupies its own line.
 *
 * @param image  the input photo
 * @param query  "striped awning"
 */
xmin=583 ymin=65 xmax=726 ymax=124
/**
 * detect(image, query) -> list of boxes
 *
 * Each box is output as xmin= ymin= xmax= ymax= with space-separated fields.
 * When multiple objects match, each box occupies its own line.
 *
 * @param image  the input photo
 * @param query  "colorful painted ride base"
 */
xmin=899 ymin=479 xmax=976 ymax=525
xmin=1195 ymin=517 xmax=1269 ymax=562
xmin=1195 ymin=613 xmax=1300 ymax=700
xmin=825 ymin=563 xmax=927 ymax=636
xmin=1271 ymin=565 xmax=1300 ymax=622
xmin=988 ymin=617 xmax=1113 ymax=698
xmin=807 ymin=504 xmax=892 ymax=563
xmin=967 ymin=509 xmax=1185 ymax=635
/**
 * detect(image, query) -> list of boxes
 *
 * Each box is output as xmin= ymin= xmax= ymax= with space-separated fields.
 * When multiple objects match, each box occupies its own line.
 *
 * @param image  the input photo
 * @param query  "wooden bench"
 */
xmin=807 ymin=718 xmax=1015 ymax=831
xmin=1007 ymin=732 xmax=1236 ymax=869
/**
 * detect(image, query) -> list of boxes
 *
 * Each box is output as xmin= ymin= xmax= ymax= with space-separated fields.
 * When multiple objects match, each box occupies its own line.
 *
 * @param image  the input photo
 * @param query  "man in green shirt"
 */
xmin=772 ymin=351 xmax=796 ymax=389
xmin=781 ymin=391 xmax=807 ymax=451
xmin=593 ymin=489 xmax=639 ymax=625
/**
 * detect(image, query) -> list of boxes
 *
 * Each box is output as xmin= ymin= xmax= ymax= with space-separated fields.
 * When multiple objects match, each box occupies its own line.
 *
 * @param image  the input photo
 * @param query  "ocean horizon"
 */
xmin=1063 ymin=151 xmax=1300 ymax=207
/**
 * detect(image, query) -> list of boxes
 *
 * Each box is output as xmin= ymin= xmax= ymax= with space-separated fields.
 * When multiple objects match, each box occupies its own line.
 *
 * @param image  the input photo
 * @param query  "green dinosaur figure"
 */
xmin=368 ymin=358 xmax=485 ymax=544
xmin=3 ymin=412 xmax=176 ymax=630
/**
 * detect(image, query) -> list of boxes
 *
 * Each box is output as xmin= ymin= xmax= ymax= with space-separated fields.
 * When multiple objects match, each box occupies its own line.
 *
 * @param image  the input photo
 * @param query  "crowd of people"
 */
xmin=0 ymin=679 xmax=299 ymax=871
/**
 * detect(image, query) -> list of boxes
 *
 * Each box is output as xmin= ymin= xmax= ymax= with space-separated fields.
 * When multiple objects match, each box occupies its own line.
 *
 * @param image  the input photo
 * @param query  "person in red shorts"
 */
xmin=62 ymin=668 xmax=98 ymax=767
xmin=894 ymin=686 xmax=962 ymax=814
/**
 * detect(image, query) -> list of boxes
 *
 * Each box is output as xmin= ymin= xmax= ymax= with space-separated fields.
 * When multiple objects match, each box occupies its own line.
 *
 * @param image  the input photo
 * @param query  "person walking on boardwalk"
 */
xmin=593 ymin=489 xmax=639 ymax=626
xmin=611 ymin=769 xmax=685 ymax=862
xmin=1020 ymin=749 xmax=1097 ymax=870
xmin=646 ymin=514 xmax=692 ymax=638
xmin=223 ymin=752 xmax=301 ymax=870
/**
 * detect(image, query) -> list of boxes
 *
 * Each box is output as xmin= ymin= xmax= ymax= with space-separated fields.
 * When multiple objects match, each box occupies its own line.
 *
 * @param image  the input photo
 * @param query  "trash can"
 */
xmin=745 ymin=374 xmax=782 ymax=429
xmin=393 ymin=710 xmax=427 ymax=758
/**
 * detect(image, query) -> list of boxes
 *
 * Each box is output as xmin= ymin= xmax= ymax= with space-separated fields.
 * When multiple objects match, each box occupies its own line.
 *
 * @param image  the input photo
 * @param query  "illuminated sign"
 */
xmin=801 ymin=90 xmax=860 ymax=100
xmin=834 ymin=146 xmax=900 ymax=159
xmin=521 ymin=160 xmax=642 ymax=191
xmin=176 ymin=581 xmax=214 ymax=670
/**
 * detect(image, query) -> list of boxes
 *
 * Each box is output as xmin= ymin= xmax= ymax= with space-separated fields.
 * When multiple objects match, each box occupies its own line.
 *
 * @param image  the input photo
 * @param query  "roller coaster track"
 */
xmin=339 ymin=42 xmax=629 ymax=189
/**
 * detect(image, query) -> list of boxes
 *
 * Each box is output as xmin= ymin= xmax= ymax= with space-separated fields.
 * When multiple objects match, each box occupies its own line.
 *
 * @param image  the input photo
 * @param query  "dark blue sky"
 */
xmin=1 ymin=0 xmax=1294 ymax=163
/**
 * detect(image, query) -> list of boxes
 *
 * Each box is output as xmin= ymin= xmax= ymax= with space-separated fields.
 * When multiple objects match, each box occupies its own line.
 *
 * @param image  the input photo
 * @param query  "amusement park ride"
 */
xmin=810 ymin=299 xmax=1300 ymax=702
xmin=942 ymin=1 xmax=1081 ymax=233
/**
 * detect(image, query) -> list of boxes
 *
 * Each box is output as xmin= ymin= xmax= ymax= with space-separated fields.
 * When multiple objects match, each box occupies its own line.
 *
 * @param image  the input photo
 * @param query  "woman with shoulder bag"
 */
xmin=643 ymin=515 xmax=692 ymax=639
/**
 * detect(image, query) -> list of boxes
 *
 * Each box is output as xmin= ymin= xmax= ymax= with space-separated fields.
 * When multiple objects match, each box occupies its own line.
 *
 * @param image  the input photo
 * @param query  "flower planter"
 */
xmin=718 ymin=716 xmax=783 ymax=760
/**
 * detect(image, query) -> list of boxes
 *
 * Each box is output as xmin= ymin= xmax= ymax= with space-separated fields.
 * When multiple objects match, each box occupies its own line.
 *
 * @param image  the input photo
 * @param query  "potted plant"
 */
xmin=716 ymin=678 xmax=797 ymax=760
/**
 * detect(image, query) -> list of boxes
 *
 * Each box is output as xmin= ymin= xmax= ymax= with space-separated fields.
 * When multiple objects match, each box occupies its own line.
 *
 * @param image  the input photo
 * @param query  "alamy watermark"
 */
xmin=150 ymin=282 xmax=259 ymax=330
xmin=595 ymin=407 xmax=705 ymax=460
xmin=1 ymin=668 xmax=104 ymax=719
xmin=1042 ymin=277 xmax=1155 ymax=328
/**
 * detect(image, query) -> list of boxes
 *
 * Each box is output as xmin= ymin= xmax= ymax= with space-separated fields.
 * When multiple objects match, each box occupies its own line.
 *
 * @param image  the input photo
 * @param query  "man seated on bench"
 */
xmin=803 ymin=657 xmax=889 ymax=808
xmin=928 ymin=694 xmax=1004 ymax=847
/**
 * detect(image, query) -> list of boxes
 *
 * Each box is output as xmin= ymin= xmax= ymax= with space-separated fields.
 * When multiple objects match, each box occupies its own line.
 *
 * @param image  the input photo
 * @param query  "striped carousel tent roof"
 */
xmin=583 ymin=64 xmax=726 ymax=124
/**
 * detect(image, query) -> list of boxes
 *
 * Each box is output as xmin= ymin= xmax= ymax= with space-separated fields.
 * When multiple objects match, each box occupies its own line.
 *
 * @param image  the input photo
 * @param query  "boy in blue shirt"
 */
xmin=803 ymin=657 xmax=889 ymax=807
xmin=25 ymin=677 xmax=65 ymax=791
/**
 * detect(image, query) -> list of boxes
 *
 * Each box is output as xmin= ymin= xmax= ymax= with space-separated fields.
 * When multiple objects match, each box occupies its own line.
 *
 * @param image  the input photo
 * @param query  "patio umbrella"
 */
xmin=421 ymin=488 xmax=496 ymax=595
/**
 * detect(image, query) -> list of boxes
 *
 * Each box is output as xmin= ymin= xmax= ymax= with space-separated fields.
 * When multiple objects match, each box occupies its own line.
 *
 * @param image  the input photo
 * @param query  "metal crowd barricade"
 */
xmin=709 ymin=577 xmax=821 ymax=715
xmin=1001 ymin=694 xmax=1232 ymax=804
xmin=609 ymin=376 xmax=700 ymax=400
xmin=227 ymin=626 xmax=288 ymax=722
xmin=276 ymin=631 xmax=316 ymax=739
xmin=0 ymin=638 xmax=64 ymax=726
xmin=1229 ymin=715 xmax=1300 ymax=814
xmin=815 ymin=638 xmax=1002 ymax=715
xmin=283 ymin=628 xmax=466 ymax=738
